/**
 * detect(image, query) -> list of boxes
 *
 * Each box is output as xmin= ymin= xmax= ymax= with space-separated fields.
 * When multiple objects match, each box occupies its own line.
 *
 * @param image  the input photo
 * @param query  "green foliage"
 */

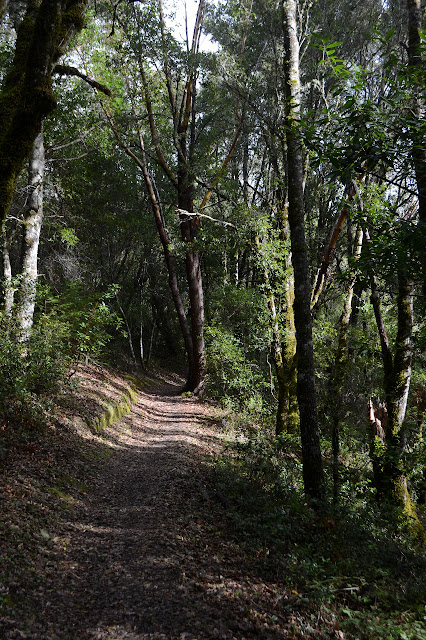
xmin=0 ymin=311 xmax=70 ymax=429
xmin=205 ymin=323 xmax=269 ymax=426
xmin=59 ymin=227 xmax=79 ymax=248
xmin=205 ymin=323 xmax=261 ymax=395
xmin=0 ymin=282 xmax=125 ymax=431
xmin=71 ymin=287 xmax=124 ymax=361
xmin=214 ymin=422 xmax=426 ymax=639
xmin=36 ymin=283 xmax=124 ymax=363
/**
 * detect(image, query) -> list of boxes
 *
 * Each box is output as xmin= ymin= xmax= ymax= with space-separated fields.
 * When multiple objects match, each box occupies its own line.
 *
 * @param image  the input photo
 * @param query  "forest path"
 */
xmin=25 ymin=379 xmax=265 ymax=640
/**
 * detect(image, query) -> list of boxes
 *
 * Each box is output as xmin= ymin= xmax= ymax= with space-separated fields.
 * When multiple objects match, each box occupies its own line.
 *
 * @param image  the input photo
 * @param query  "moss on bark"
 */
xmin=0 ymin=0 xmax=89 ymax=226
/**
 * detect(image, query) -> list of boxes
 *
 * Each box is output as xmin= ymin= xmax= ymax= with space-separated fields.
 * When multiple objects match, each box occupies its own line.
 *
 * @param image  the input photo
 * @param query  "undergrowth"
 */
xmin=213 ymin=428 xmax=426 ymax=640
xmin=0 ymin=284 xmax=124 ymax=436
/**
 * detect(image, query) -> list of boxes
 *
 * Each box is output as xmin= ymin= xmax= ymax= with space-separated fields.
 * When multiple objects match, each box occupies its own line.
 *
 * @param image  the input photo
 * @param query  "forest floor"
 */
xmin=0 ymin=364 xmax=332 ymax=640
xmin=1 ymin=364 xmax=425 ymax=640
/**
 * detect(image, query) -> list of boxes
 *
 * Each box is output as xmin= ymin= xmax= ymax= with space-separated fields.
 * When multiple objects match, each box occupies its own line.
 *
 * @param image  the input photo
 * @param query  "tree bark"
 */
xmin=267 ymin=280 xmax=298 ymax=437
xmin=2 ymin=234 xmax=15 ymax=317
xmin=311 ymin=170 xmax=366 ymax=311
xmin=330 ymin=225 xmax=363 ymax=501
xmin=282 ymin=0 xmax=325 ymax=503
xmin=0 ymin=0 xmax=89 ymax=227
xmin=274 ymin=254 xmax=298 ymax=437
xmin=138 ymin=135 xmax=194 ymax=376
xmin=406 ymin=0 xmax=426 ymax=300
xmin=15 ymin=131 xmax=44 ymax=342
xmin=138 ymin=1 xmax=208 ymax=393
xmin=0 ymin=0 xmax=9 ymax=22
xmin=178 ymin=147 xmax=206 ymax=394
xmin=368 ymin=255 xmax=418 ymax=523
xmin=387 ymin=275 xmax=414 ymax=436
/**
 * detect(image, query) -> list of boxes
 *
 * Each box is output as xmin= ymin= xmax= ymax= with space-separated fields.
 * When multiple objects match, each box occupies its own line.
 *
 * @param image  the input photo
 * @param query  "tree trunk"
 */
xmin=2 ymin=235 xmax=15 ymax=316
xmin=0 ymin=0 xmax=9 ymax=21
xmin=100 ymin=100 xmax=196 ymax=387
xmin=311 ymin=171 xmax=366 ymax=311
xmin=407 ymin=0 xmax=426 ymax=299
xmin=369 ymin=261 xmax=419 ymax=526
xmin=330 ymin=225 xmax=363 ymax=501
xmin=275 ymin=268 xmax=298 ymax=437
xmin=282 ymin=0 xmax=325 ymax=503
xmin=138 ymin=137 xmax=194 ymax=376
xmin=387 ymin=274 xmax=414 ymax=437
xmin=0 ymin=0 xmax=89 ymax=226
xmin=275 ymin=348 xmax=298 ymax=435
xmin=139 ymin=286 xmax=145 ymax=366
xmin=381 ymin=274 xmax=415 ymax=519
xmin=253 ymin=225 xmax=298 ymax=437
xmin=267 ymin=289 xmax=289 ymax=436
xmin=15 ymin=131 xmax=44 ymax=342
xmin=178 ymin=153 xmax=206 ymax=394
xmin=138 ymin=2 xmax=208 ymax=394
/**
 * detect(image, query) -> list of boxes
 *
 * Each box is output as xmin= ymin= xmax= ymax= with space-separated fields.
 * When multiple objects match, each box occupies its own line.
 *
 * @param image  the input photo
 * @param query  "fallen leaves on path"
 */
xmin=0 ymin=365 xmax=330 ymax=639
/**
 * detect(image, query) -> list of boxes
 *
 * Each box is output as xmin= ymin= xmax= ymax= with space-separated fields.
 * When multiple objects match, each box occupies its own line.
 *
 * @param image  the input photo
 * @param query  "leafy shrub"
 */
xmin=0 ymin=312 xmax=70 ymax=429
xmin=0 ymin=283 xmax=124 ymax=431
xmin=42 ymin=282 xmax=124 ymax=364
xmin=205 ymin=323 xmax=269 ymax=427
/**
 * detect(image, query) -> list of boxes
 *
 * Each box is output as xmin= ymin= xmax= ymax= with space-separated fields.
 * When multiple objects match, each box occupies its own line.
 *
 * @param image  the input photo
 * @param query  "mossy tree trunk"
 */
xmin=254 ymin=227 xmax=298 ymax=437
xmin=275 ymin=344 xmax=298 ymax=435
xmin=282 ymin=0 xmax=325 ymax=503
xmin=330 ymin=225 xmax=363 ymax=501
xmin=275 ymin=262 xmax=298 ymax=437
xmin=276 ymin=205 xmax=299 ymax=437
xmin=369 ymin=264 xmax=418 ymax=523
xmin=0 ymin=0 xmax=89 ymax=227
xmin=268 ymin=284 xmax=298 ymax=437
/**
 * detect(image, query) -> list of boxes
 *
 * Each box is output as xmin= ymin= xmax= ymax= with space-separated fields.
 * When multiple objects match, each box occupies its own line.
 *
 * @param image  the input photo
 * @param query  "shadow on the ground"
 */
xmin=0 ymin=379 xmax=300 ymax=640
xmin=5 ymin=372 xmax=421 ymax=640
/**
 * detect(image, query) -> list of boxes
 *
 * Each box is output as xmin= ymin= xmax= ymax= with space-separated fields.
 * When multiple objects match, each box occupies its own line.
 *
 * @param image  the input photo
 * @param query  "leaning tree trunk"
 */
xmin=102 ymin=107 xmax=196 ymax=381
xmin=0 ymin=0 xmax=89 ymax=227
xmin=138 ymin=134 xmax=194 ymax=376
xmin=15 ymin=131 xmax=44 ymax=342
xmin=138 ymin=0 xmax=208 ymax=394
xmin=282 ymin=0 xmax=325 ymax=503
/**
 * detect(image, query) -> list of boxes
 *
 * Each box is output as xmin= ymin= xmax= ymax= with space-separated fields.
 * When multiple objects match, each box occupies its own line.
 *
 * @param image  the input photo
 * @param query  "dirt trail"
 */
xmin=29 ymin=380 xmax=230 ymax=640
xmin=1 ymin=376 xmax=295 ymax=640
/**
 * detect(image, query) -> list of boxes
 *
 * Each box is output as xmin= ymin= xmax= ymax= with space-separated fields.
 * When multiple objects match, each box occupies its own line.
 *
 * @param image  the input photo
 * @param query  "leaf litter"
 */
xmin=1 ymin=364 xmax=334 ymax=639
